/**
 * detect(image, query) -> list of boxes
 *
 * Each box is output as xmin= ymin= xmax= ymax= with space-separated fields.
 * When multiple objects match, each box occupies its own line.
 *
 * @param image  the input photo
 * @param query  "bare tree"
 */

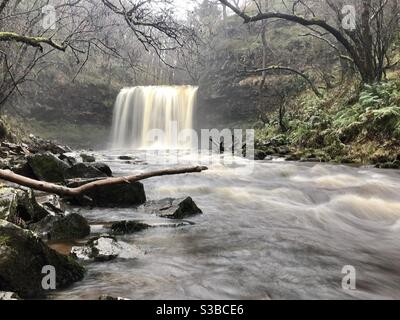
xmin=100 ymin=0 xmax=196 ymax=67
xmin=0 ymin=0 xmax=195 ymax=110
xmin=219 ymin=0 xmax=400 ymax=83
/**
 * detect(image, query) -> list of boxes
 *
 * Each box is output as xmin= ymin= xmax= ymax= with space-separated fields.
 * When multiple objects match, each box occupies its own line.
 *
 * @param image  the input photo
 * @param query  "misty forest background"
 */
xmin=1 ymin=0 xmax=400 ymax=167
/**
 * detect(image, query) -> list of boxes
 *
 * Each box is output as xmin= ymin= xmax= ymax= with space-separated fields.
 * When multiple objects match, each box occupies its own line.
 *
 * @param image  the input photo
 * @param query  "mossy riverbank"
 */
xmin=254 ymin=78 xmax=400 ymax=169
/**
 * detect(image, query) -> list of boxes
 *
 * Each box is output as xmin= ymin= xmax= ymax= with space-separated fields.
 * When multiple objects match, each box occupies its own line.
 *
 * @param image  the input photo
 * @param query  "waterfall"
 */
xmin=111 ymin=86 xmax=198 ymax=149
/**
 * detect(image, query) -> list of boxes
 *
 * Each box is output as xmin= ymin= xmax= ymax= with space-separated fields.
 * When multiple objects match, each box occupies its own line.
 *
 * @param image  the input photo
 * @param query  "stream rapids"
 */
xmin=52 ymin=151 xmax=400 ymax=300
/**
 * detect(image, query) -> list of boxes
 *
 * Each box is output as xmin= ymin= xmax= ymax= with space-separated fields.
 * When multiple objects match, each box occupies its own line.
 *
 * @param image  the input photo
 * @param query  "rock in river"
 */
xmin=91 ymin=162 xmax=113 ymax=177
xmin=29 ymin=213 xmax=90 ymax=241
xmin=71 ymin=235 xmax=144 ymax=262
xmin=0 ymin=220 xmax=85 ymax=298
xmin=67 ymin=179 xmax=147 ymax=208
xmin=110 ymin=220 xmax=195 ymax=235
xmin=143 ymin=197 xmax=203 ymax=219
xmin=64 ymin=163 xmax=108 ymax=180
xmin=111 ymin=221 xmax=150 ymax=235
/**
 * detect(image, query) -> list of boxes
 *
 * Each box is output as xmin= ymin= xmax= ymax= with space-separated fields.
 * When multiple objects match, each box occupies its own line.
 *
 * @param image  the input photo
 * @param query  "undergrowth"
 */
xmin=255 ymin=79 xmax=400 ymax=167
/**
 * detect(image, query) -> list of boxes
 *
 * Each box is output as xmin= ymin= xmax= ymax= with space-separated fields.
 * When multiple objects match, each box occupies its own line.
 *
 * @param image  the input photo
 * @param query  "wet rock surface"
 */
xmin=0 ymin=187 xmax=51 ymax=226
xmin=143 ymin=197 xmax=203 ymax=219
xmin=71 ymin=235 xmax=144 ymax=262
xmin=66 ymin=179 xmax=146 ymax=208
xmin=110 ymin=219 xmax=194 ymax=235
xmin=90 ymin=162 xmax=113 ymax=177
xmin=27 ymin=153 xmax=70 ymax=183
xmin=110 ymin=221 xmax=150 ymax=235
xmin=64 ymin=163 xmax=108 ymax=180
xmin=29 ymin=213 xmax=90 ymax=241
xmin=0 ymin=220 xmax=85 ymax=298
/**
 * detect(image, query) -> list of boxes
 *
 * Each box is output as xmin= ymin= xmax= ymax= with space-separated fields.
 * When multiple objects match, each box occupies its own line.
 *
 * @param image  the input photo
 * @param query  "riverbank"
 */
xmin=254 ymin=79 xmax=400 ymax=169
xmin=0 ymin=126 xmax=204 ymax=300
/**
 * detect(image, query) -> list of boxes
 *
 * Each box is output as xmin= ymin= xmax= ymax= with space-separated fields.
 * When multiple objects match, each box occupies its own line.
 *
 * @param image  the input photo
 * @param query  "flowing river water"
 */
xmin=52 ymin=151 xmax=400 ymax=300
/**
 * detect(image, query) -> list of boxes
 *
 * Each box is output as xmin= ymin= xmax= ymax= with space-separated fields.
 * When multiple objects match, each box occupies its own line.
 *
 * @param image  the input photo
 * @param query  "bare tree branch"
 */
xmin=246 ymin=65 xmax=322 ymax=97
xmin=0 ymin=32 xmax=67 ymax=51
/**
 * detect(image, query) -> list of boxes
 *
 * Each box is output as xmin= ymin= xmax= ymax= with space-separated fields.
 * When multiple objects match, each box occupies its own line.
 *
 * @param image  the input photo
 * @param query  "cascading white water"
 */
xmin=111 ymin=86 xmax=198 ymax=149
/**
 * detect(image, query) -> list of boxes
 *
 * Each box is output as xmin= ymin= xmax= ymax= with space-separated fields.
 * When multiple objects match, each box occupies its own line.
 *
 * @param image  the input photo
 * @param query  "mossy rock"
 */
xmin=0 ymin=220 xmax=85 ymax=298
xmin=0 ymin=187 xmax=50 ymax=226
xmin=29 ymin=213 xmax=90 ymax=241
xmin=27 ymin=153 xmax=70 ymax=183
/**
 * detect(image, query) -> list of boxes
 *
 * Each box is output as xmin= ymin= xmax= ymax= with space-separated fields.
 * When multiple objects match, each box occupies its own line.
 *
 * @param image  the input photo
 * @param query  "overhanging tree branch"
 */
xmin=0 ymin=32 xmax=67 ymax=52
xmin=218 ymin=0 xmax=400 ymax=84
xmin=246 ymin=65 xmax=322 ymax=97
xmin=218 ymin=0 xmax=361 ymax=73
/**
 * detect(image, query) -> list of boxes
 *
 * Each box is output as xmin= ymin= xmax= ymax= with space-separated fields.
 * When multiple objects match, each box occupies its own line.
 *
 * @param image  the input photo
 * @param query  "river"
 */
xmin=52 ymin=151 xmax=400 ymax=300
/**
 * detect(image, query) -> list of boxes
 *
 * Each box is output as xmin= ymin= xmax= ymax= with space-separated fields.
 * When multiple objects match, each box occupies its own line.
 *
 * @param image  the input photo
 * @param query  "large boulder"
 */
xmin=143 ymin=197 xmax=203 ymax=219
xmin=29 ymin=213 xmax=90 ymax=241
xmin=59 ymin=154 xmax=78 ymax=166
xmin=64 ymin=163 xmax=108 ymax=180
xmin=0 ymin=187 xmax=50 ymax=226
xmin=0 ymin=220 xmax=85 ymax=298
xmin=91 ymin=162 xmax=113 ymax=177
xmin=27 ymin=153 xmax=111 ymax=183
xmin=71 ymin=235 xmax=143 ymax=262
xmin=67 ymin=179 xmax=146 ymax=208
xmin=27 ymin=153 xmax=70 ymax=183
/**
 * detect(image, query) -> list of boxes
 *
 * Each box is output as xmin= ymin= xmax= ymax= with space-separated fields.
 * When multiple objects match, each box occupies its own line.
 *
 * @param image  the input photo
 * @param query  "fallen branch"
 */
xmin=0 ymin=166 xmax=208 ymax=197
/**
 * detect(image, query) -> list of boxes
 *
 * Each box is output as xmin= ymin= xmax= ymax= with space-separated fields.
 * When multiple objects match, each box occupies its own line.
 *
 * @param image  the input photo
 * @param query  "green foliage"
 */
xmin=255 ymin=79 xmax=400 ymax=164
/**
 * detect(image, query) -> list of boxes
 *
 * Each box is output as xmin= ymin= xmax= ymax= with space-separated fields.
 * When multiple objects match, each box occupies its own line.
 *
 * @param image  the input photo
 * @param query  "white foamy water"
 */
xmin=53 ymin=152 xmax=400 ymax=300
